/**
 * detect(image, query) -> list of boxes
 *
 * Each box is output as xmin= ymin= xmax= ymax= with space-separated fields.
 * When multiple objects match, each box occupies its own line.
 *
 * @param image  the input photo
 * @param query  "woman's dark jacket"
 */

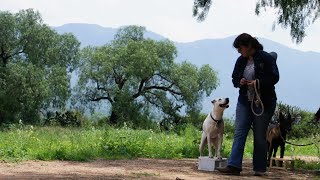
xmin=232 ymin=50 xmax=279 ymax=107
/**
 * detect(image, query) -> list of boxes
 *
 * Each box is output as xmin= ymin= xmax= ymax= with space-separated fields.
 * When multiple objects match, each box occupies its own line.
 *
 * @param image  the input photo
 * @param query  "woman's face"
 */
xmin=237 ymin=45 xmax=251 ymax=58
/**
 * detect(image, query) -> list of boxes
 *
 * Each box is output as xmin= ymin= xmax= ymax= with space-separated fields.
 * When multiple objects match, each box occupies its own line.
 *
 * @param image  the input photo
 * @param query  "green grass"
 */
xmin=294 ymin=159 xmax=320 ymax=170
xmin=0 ymin=124 xmax=318 ymax=171
xmin=242 ymin=135 xmax=320 ymax=158
xmin=0 ymin=126 xmax=105 ymax=161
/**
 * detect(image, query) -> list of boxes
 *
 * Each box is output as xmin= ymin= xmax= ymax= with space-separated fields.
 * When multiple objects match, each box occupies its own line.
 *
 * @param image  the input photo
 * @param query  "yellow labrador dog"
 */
xmin=199 ymin=98 xmax=229 ymax=159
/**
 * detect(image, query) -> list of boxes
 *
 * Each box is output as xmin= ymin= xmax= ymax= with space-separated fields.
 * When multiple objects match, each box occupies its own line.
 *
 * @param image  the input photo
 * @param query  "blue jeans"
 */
xmin=228 ymin=99 xmax=276 ymax=172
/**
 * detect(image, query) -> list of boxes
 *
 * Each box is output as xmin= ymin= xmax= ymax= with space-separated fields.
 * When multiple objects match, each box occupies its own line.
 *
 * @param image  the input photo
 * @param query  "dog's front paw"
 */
xmin=209 ymin=154 xmax=214 ymax=158
xmin=216 ymin=156 xmax=222 ymax=160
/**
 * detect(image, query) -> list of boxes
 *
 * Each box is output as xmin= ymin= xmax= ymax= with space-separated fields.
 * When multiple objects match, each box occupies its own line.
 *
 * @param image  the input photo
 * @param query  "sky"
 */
xmin=2 ymin=0 xmax=320 ymax=52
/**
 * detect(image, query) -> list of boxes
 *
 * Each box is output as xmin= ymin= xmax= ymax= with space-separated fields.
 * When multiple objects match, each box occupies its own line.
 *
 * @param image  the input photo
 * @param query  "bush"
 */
xmin=287 ymin=110 xmax=319 ymax=139
xmin=181 ymin=113 xmax=208 ymax=130
xmin=276 ymin=102 xmax=319 ymax=139
xmin=223 ymin=118 xmax=235 ymax=137
xmin=44 ymin=111 xmax=85 ymax=127
xmin=295 ymin=159 xmax=320 ymax=170
xmin=91 ymin=113 xmax=109 ymax=127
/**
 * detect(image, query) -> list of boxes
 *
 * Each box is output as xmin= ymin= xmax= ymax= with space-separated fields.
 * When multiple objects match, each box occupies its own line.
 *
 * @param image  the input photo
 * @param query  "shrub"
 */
xmin=44 ymin=111 xmax=85 ymax=127
xmin=288 ymin=110 xmax=319 ymax=139
xmin=276 ymin=102 xmax=319 ymax=139
xmin=223 ymin=118 xmax=235 ymax=137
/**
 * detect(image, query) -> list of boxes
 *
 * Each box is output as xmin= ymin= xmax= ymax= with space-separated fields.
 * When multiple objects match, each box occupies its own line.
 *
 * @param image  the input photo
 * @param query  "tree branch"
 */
xmin=132 ymin=73 xmax=181 ymax=99
xmin=0 ymin=47 xmax=24 ymax=67
xmin=92 ymin=77 xmax=114 ymax=103
xmin=0 ymin=47 xmax=7 ymax=66
xmin=6 ymin=50 xmax=24 ymax=59
xmin=94 ymin=78 xmax=106 ymax=91
xmin=112 ymin=67 xmax=127 ymax=90
xmin=132 ymin=78 xmax=149 ymax=99
xmin=144 ymin=92 xmax=162 ymax=109
xmin=90 ymin=96 xmax=113 ymax=103
xmin=154 ymin=73 xmax=172 ymax=83
xmin=144 ymin=84 xmax=182 ymax=95
xmin=144 ymin=91 xmax=183 ymax=119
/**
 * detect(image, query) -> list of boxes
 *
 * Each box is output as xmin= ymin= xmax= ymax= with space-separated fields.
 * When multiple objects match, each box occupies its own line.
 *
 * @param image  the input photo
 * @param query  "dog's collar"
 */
xmin=210 ymin=113 xmax=223 ymax=126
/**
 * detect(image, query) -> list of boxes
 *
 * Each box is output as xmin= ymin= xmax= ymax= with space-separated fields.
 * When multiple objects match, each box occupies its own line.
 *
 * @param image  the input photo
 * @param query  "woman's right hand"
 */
xmin=240 ymin=78 xmax=248 ymax=86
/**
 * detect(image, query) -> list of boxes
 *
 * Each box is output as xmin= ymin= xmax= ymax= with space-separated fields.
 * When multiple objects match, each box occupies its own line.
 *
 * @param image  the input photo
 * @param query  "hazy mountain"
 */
xmin=54 ymin=23 xmax=320 ymax=117
xmin=54 ymin=23 xmax=165 ymax=47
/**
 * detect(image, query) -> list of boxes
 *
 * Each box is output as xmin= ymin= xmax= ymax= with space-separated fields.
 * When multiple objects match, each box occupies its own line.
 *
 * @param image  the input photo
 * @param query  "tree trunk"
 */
xmin=108 ymin=95 xmax=121 ymax=124
xmin=0 ymin=112 xmax=3 ymax=125
xmin=109 ymin=108 xmax=119 ymax=124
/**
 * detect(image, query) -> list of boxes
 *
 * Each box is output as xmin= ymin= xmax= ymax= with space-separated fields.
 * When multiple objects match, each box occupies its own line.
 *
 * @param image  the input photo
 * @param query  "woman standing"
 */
xmin=216 ymin=33 xmax=279 ymax=176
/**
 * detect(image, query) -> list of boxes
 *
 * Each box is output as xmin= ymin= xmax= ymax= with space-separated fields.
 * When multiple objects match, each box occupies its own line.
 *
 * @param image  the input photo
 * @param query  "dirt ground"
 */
xmin=0 ymin=158 xmax=318 ymax=180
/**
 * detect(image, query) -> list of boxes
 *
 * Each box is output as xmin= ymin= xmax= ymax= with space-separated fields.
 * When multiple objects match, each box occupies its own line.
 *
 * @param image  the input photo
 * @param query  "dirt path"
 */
xmin=0 ymin=158 xmax=318 ymax=180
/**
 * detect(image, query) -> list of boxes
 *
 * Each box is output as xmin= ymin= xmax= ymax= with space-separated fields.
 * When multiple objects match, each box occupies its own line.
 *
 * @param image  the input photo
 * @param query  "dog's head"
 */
xmin=279 ymin=111 xmax=294 ymax=132
xmin=211 ymin=98 xmax=229 ymax=112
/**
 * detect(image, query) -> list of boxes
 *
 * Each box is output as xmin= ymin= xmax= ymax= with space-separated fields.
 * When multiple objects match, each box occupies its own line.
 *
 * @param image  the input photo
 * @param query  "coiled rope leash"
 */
xmin=251 ymin=79 xmax=264 ymax=116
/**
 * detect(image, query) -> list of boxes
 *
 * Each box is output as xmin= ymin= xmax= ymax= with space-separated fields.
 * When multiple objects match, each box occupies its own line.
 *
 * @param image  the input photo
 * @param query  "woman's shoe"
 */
xmin=254 ymin=171 xmax=266 ymax=176
xmin=216 ymin=166 xmax=241 ymax=176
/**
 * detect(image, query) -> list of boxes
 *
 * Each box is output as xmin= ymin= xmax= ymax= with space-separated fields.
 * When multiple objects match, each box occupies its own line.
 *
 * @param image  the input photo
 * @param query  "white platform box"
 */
xmin=198 ymin=156 xmax=227 ymax=172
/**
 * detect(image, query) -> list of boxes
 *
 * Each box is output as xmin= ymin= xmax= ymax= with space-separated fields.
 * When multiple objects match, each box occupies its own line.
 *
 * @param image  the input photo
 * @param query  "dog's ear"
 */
xmin=211 ymin=100 xmax=216 ymax=104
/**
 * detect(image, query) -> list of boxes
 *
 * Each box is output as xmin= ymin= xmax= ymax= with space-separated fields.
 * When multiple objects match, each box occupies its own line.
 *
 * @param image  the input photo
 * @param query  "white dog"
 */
xmin=199 ymin=98 xmax=229 ymax=159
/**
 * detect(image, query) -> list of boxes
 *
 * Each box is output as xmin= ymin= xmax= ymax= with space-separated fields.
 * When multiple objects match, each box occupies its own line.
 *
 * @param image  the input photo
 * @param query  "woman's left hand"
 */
xmin=247 ymin=80 xmax=255 ymax=86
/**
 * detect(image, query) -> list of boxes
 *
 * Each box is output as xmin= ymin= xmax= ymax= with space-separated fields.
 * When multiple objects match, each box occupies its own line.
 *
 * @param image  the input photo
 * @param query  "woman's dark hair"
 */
xmin=233 ymin=33 xmax=263 ymax=50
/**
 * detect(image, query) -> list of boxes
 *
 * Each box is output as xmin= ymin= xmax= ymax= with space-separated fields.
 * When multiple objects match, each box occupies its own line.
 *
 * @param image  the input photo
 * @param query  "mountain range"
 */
xmin=54 ymin=23 xmax=320 ymax=118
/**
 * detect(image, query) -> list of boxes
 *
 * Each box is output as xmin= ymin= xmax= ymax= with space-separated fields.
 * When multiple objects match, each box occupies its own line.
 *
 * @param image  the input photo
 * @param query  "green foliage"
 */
xmin=294 ymin=159 xmax=320 ymax=170
xmin=276 ymin=102 xmax=319 ymax=139
xmin=44 ymin=111 xmax=85 ymax=127
xmin=74 ymin=25 xmax=218 ymax=124
xmin=224 ymin=118 xmax=235 ymax=137
xmin=193 ymin=0 xmax=212 ymax=21
xmin=0 ymin=9 xmax=80 ymax=69
xmin=0 ymin=9 xmax=80 ymax=124
xmin=285 ymin=135 xmax=320 ymax=159
xmin=288 ymin=111 xmax=319 ymax=139
xmin=181 ymin=113 xmax=207 ymax=130
xmin=193 ymin=0 xmax=320 ymax=43
xmin=256 ymin=0 xmax=320 ymax=43
xmin=178 ymin=113 xmax=234 ymax=135
xmin=0 ymin=63 xmax=49 ymax=124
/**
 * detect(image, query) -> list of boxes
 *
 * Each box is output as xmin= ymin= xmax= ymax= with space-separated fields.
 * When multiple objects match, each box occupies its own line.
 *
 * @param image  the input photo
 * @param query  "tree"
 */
xmin=193 ymin=0 xmax=320 ymax=43
xmin=74 ymin=25 xmax=219 ymax=124
xmin=0 ymin=9 xmax=80 ymax=124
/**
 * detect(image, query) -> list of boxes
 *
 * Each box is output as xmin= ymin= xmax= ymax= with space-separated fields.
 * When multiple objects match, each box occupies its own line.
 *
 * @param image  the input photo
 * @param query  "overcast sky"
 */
xmin=2 ymin=0 xmax=320 ymax=52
